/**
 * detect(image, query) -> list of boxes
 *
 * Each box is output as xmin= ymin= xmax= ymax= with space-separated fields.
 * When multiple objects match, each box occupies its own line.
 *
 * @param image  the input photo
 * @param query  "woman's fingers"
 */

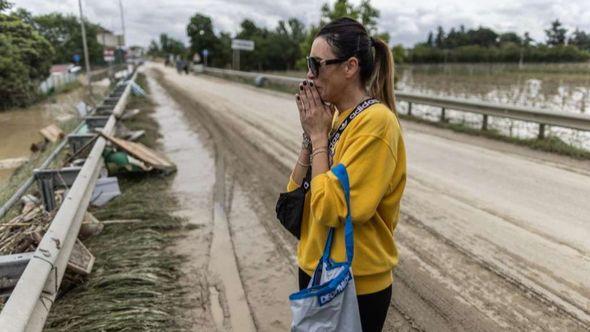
xmin=308 ymin=81 xmax=323 ymax=108
xmin=295 ymin=94 xmax=305 ymax=116
xmin=299 ymin=82 xmax=311 ymax=111
xmin=303 ymin=80 xmax=316 ymax=108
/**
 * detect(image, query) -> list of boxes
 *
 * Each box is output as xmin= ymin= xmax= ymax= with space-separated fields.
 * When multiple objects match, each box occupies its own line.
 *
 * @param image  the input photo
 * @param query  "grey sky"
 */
xmin=11 ymin=0 xmax=590 ymax=47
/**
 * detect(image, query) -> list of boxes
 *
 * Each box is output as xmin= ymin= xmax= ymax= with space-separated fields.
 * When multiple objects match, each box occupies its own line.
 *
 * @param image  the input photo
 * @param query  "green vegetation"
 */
xmin=147 ymin=33 xmax=187 ymax=59
xmin=405 ymin=20 xmax=590 ymax=63
xmin=18 ymin=11 xmax=106 ymax=65
xmin=156 ymin=0 xmax=387 ymax=71
xmin=0 ymin=2 xmax=54 ymax=108
xmin=1 ymin=0 xmax=117 ymax=110
xmin=170 ymin=0 xmax=590 ymax=71
xmin=45 ymin=73 xmax=191 ymax=330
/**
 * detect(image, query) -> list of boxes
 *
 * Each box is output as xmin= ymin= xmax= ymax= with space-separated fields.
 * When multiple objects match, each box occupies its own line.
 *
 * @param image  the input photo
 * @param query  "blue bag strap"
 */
xmin=320 ymin=163 xmax=354 ymax=264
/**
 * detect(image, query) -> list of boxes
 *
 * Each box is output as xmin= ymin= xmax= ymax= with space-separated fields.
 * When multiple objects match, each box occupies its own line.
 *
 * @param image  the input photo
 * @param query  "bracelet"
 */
xmin=310 ymin=148 xmax=328 ymax=161
xmin=296 ymin=158 xmax=311 ymax=167
xmin=302 ymin=133 xmax=312 ymax=152
xmin=312 ymin=145 xmax=328 ymax=152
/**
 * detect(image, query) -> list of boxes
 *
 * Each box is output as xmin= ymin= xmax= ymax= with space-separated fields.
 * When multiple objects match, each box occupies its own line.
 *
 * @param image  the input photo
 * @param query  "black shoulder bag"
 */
xmin=275 ymin=98 xmax=379 ymax=239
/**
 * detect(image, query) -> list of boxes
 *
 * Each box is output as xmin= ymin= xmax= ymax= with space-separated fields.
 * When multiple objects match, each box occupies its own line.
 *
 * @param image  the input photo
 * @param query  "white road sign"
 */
xmin=231 ymin=39 xmax=255 ymax=51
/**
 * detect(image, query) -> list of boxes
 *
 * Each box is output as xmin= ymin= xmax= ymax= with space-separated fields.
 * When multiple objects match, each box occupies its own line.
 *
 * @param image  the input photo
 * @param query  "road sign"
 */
xmin=203 ymin=49 xmax=209 ymax=57
xmin=73 ymin=54 xmax=81 ymax=64
xmin=231 ymin=39 xmax=255 ymax=51
xmin=103 ymin=49 xmax=115 ymax=62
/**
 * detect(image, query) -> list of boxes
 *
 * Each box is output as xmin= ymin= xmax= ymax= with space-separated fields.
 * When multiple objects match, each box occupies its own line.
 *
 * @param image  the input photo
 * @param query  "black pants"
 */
xmin=298 ymin=268 xmax=392 ymax=332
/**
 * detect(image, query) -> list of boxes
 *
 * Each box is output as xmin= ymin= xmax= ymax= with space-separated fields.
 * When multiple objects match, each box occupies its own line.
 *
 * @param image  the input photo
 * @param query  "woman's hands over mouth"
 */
xmin=295 ymin=80 xmax=334 ymax=143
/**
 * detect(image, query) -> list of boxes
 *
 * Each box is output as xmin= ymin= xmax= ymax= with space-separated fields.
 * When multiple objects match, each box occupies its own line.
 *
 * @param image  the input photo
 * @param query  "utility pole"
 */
xmin=118 ymin=0 xmax=126 ymax=47
xmin=78 ymin=0 xmax=93 ymax=97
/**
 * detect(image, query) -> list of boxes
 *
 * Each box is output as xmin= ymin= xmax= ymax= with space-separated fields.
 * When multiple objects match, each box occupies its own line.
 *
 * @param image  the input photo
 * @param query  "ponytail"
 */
xmin=370 ymin=37 xmax=397 ymax=114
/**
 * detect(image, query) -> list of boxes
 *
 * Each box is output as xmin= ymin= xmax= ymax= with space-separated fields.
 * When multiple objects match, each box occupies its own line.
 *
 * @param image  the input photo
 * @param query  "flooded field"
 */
xmin=395 ymin=63 xmax=590 ymax=149
xmin=0 ymin=81 xmax=109 ymax=186
xmin=0 ymin=98 xmax=73 ymax=186
xmin=270 ymin=63 xmax=590 ymax=150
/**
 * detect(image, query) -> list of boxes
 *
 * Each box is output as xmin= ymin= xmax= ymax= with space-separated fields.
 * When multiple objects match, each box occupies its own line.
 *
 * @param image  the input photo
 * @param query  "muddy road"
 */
xmin=145 ymin=63 xmax=589 ymax=331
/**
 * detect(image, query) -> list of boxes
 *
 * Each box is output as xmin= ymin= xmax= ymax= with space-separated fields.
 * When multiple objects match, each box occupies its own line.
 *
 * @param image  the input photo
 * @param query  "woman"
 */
xmin=286 ymin=17 xmax=406 ymax=331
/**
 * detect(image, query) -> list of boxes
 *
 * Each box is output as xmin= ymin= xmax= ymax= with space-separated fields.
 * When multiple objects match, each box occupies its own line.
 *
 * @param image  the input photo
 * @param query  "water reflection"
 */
xmin=0 ymin=90 xmax=83 ymax=185
xmin=396 ymin=63 xmax=590 ymax=149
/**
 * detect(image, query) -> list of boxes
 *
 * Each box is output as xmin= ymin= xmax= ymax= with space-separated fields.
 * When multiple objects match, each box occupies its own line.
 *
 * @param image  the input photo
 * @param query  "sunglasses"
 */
xmin=306 ymin=56 xmax=348 ymax=77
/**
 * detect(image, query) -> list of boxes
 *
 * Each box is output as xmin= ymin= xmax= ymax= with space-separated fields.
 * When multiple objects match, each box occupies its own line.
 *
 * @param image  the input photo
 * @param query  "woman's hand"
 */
xmin=296 ymin=80 xmax=334 ymax=142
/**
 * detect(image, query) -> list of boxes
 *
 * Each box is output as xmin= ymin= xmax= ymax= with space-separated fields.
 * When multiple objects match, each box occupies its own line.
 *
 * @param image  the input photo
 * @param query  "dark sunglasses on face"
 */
xmin=306 ymin=56 xmax=348 ymax=77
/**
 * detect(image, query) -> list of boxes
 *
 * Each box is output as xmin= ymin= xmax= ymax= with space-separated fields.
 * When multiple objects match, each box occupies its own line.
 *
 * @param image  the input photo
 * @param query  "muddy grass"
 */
xmin=45 ymin=73 xmax=191 ymax=331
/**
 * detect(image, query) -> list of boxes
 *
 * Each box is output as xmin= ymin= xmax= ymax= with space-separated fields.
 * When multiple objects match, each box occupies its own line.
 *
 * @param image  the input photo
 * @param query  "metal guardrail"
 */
xmin=0 ymin=67 xmax=131 ymax=220
xmin=203 ymin=67 xmax=590 ymax=139
xmin=0 ymin=69 xmax=138 ymax=331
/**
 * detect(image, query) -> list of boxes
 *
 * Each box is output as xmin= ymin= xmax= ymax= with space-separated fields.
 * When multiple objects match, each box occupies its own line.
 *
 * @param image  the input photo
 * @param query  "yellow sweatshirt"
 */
xmin=287 ymin=102 xmax=406 ymax=295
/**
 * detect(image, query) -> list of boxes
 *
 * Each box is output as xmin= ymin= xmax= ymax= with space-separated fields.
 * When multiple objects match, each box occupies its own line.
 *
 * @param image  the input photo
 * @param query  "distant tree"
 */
xmin=467 ymin=27 xmax=498 ymax=47
xmin=216 ymin=32 xmax=232 ymax=67
xmin=187 ymin=13 xmax=219 ymax=61
xmin=147 ymin=39 xmax=160 ymax=56
xmin=426 ymin=31 xmax=434 ymax=47
xmin=299 ymin=0 xmax=385 ymax=70
xmin=32 ymin=13 xmax=104 ymax=65
xmin=0 ymin=3 xmax=54 ymax=108
xmin=0 ymin=0 xmax=11 ymax=11
xmin=275 ymin=18 xmax=306 ymax=70
xmin=523 ymin=32 xmax=534 ymax=46
xmin=159 ymin=33 xmax=185 ymax=57
xmin=545 ymin=19 xmax=567 ymax=46
xmin=374 ymin=31 xmax=390 ymax=44
xmin=499 ymin=32 xmax=522 ymax=45
xmin=358 ymin=0 xmax=380 ymax=34
xmin=391 ymin=44 xmax=405 ymax=64
xmin=446 ymin=27 xmax=458 ymax=48
xmin=320 ymin=0 xmax=359 ymax=25
xmin=568 ymin=28 xmax=590 ymax=50
xmin=434 ymin=26 xmax=445 ymax=48
xmin=12 ymin=7 xmax=32 ymax=24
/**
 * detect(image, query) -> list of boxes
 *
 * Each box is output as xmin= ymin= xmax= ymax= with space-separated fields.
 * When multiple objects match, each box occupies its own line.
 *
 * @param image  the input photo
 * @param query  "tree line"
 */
xmin=407 ymin=20 xmax=590 ymax=63
xmin=148 ymin=0 xmax=389 ymax=71
xmin=1 ymin=0 xmax=126 ymax=109
xmin=148 ymin=0 xmax=590 ymax=69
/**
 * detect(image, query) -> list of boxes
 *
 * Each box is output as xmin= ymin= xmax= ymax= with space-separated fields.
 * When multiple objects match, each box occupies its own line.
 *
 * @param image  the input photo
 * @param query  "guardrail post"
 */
xmin=441 ymin=107 xmax=447 ymax=122
xmin=85 ymin=116 xmax=110 ymax=132
xmin=538 ymin=124 xmax=546 ymax=139
xmin=482 ymin=114 xmax=488 ymax=131
xmin=67 ymin=134 xmax=97 ymax=156
xmin=407 ymin=102 xmax=412 ymax=116
xmin=34 ymin=167 xmax=82 ymax=212
xmin=34 ymin=170 xmax=57 ymax=212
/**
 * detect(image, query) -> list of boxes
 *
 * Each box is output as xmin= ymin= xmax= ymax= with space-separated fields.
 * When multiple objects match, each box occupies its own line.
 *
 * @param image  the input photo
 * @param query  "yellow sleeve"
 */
xmin=309 ymin=134 xmax=396 ymax=227
xmin=286 ymin=174 xmax=300 ymax=192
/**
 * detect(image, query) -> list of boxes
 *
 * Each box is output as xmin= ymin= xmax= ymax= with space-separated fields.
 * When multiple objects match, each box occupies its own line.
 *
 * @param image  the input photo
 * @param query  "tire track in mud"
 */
xmin=152 ymin=66 xmax=588 ymax=331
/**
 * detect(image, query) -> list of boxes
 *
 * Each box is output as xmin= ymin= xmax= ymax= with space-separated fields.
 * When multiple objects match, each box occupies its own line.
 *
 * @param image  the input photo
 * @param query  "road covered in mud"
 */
xmin=145 ymin=62 xmax=590 ymax=331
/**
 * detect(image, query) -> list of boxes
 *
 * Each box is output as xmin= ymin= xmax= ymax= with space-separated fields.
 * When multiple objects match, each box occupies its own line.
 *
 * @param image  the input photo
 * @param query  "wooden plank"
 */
xmin=99 ymin=132 xmax=176 ymax=171
xmin=67 ymin=239 xmax=95 ymax=276
xmin=120 ymin=108 xmax=141 ymax=120
xmin=39 ymin=124 xmax=64 ymax=143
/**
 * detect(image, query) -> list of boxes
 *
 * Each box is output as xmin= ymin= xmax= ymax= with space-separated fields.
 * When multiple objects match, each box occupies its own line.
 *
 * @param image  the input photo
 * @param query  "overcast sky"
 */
xmin=11 ymin=0 xmax=590 ymax=48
